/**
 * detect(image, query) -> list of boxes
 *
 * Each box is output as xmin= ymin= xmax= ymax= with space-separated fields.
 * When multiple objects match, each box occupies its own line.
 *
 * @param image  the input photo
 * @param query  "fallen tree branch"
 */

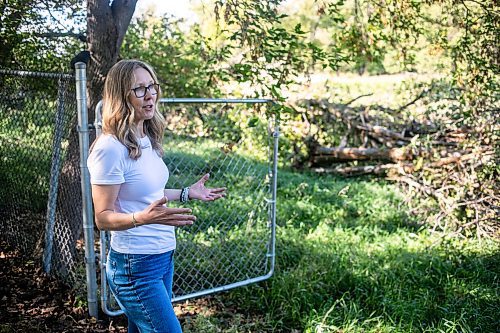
xmin=313 ymin=146 xmax=412 ymax=163
xmin=343 ymin=93 xmax=373 ymax=107
xmin=398 ymin=83 xmax=435 ymax=111
xmin=313 ymin=163 xmax=400 ymax=176
xmin=429 ymin=150 xmax=493 ymax=167
xmin=356 ymin=124 xmax=410 ymax=142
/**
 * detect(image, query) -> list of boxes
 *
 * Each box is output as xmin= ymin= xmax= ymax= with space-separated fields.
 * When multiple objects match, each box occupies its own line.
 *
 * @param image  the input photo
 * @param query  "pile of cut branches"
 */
xmin=291 ymin=96 xmax=498 ymax=237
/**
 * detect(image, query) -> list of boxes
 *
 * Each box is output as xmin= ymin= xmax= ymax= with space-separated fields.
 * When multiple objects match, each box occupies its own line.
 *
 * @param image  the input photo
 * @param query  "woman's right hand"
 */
xmin=134 ymin=197 xmax=196 ymax=227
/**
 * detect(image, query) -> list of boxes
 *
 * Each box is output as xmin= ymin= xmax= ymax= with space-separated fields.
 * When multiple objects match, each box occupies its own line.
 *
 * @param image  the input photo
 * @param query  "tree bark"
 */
xmin=313 ymin=164 xmax=400 ymax=176
xmin=87 ymin=0 xmax=138 ymax=118
xmin=54 ymin=0 xmax=137 ymax=274
xmin=312 ymin=146 xmax=412 ymax=164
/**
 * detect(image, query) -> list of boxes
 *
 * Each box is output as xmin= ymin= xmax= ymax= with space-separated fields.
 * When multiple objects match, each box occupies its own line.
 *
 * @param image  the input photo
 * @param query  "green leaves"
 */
xmin=211 ymin=0 xmax=345 ymax=109
xmin=122 ymin=16 xmax=223 ymax=98
xmin=0 ymin=0 xmax=85 ymax=71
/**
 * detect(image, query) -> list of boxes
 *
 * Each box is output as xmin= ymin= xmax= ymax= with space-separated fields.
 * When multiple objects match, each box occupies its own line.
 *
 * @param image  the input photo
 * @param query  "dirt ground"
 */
xmin=0 ymin=242 xmax=228 ymax=333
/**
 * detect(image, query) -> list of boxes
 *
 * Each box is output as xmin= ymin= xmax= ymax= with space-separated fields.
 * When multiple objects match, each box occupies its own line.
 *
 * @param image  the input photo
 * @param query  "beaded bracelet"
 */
xmin=180 ymin=187 xmax=190 ymax=203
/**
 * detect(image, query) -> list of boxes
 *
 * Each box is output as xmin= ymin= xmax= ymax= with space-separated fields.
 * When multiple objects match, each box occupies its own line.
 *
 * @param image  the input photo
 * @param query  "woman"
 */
xmin=88 ymin=59 xmax=225 ymax=332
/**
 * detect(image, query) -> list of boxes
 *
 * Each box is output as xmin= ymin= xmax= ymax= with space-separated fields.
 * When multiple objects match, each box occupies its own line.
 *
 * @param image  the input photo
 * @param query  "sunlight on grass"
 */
xmin=165 ymin=138 xmax=498 ymax=333
xmin=214 ymin=170 xmax=499 ymax=332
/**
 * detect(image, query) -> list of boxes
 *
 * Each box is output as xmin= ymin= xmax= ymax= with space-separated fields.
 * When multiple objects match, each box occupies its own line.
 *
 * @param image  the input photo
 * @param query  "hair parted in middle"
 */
xmin=101 ymin=59 xmax=165 ymax=160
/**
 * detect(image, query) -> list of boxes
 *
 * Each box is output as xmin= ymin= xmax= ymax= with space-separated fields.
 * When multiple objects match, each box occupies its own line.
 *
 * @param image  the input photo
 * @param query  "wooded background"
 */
xmin=1 ymin=0 xmax=498 ymax=236
xmin=0 ymin=1 xmax=499 ymax=332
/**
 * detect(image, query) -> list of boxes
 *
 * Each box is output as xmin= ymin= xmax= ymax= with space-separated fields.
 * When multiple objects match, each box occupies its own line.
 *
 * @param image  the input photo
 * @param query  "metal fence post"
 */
xmin=269 ymin=113 xmax=279 ymax=277
xmin=94 ymin=101 xmax=125 ymax=316
xmin=75 ymin=62 xmax=98 ymax=318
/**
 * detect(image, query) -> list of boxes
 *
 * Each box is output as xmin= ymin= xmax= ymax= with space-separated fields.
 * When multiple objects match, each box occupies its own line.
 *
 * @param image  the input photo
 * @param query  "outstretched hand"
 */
xmin=136 ymin=197 xmax=196 ymax=227
xmin=189 ymin=173 xmax=226 ymax=201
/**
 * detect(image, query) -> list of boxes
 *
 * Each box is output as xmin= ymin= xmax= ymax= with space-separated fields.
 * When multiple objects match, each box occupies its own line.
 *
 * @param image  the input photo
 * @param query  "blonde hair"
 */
xmin=101 ymin=59 xmax=164 ymax=159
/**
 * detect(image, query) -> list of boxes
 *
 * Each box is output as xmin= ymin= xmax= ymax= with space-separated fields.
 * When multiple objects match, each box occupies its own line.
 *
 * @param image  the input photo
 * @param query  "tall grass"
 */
xmin=182 ymin=169 xmax=499 ymax=332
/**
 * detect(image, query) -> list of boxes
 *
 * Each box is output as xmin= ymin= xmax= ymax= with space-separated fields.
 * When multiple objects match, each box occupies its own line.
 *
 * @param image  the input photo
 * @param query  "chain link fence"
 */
xmin=0 ymin=69 xmax=85 ymax=285
xmin=1 ymin=68 xmax=278 ymax=317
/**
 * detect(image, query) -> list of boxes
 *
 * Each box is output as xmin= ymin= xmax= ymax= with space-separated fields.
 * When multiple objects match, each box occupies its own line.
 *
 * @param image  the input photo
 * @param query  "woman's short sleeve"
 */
xmin=87 ymin=136 xmax=126 ymax=185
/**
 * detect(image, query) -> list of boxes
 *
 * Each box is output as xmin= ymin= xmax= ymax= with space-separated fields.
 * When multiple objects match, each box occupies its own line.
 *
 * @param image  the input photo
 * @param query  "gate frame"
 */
xmin=86 ymin=97 xmax=279 ymax=317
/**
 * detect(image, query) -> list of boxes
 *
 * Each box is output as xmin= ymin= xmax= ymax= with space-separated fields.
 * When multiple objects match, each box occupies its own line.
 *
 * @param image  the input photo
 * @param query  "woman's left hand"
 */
xmin=189 ymin=173 xmax=226 ymax=201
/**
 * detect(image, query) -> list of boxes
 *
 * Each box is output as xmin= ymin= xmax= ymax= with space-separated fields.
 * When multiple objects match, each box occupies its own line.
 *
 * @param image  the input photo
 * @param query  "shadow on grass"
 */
xmin=276 ymin=171 xmax=422 ymax=234
xmin=226 ymin=225 xmax=499 ymax=332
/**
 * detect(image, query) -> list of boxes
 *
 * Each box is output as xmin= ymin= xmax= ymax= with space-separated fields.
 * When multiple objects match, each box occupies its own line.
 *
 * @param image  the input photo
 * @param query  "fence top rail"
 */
xmin=159 ymin=98 xmax=274 ymax=104
xmin=0 ymin=68 xmax=73 ymax=80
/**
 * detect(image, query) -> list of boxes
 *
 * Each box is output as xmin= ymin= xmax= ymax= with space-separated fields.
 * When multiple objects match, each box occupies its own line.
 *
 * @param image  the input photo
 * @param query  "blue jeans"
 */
xmin=107 ymin=248 xmax=182 ymax=333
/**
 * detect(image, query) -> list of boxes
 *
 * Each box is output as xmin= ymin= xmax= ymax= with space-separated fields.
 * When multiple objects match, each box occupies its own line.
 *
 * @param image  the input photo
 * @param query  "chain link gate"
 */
xmin=93 ymin=98 xmax=279 ymax=315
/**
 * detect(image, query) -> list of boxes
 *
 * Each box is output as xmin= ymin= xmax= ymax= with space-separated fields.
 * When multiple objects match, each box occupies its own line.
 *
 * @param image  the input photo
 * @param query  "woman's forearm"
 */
xmin=95 ymin=210 xmax=140 ymax=231
xmin=164 ymin=189 xmax=182 ymax=201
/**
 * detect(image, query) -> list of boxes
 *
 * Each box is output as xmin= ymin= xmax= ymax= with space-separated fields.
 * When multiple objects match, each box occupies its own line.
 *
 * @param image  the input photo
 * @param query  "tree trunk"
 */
xmin=87 ymin=0 xmax=138 ymax=118
xmin=54 ymin=0 xmax=137 ymax=274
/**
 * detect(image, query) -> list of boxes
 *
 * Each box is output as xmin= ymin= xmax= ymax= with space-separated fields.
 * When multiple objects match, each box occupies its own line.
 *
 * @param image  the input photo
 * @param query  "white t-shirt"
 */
xmin=87 ymin=134 xmax=175 ymax=254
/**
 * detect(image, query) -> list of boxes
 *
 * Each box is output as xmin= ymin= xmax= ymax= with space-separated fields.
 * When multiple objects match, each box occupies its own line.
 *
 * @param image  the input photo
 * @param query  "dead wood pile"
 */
xmin=293 ymin=97 xmax=498 ymax=237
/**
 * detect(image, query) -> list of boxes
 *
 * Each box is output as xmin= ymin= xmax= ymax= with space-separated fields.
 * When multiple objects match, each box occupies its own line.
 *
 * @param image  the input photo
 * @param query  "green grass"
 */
xmin=0 ymin=97 xmax=66 ymax=212
xmin=181 ymin=169 xmax=499 ymax=332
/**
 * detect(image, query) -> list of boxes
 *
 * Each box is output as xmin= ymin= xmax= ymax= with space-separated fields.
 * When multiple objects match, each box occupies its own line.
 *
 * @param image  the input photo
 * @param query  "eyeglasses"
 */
xmin=130 ymin=83 xmax=160 ymax=98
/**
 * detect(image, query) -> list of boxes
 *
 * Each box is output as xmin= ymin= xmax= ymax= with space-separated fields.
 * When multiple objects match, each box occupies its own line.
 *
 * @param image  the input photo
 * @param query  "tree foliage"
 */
xmin=0 ymin=0 xmax=497 ymax=234
xmin=121 ymin=15 xmax=222 ymax=98
xmin=0 ymin=0 xmax=85 ymax=71
xmin=211 ymin=0 xmax=345 ymax=102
